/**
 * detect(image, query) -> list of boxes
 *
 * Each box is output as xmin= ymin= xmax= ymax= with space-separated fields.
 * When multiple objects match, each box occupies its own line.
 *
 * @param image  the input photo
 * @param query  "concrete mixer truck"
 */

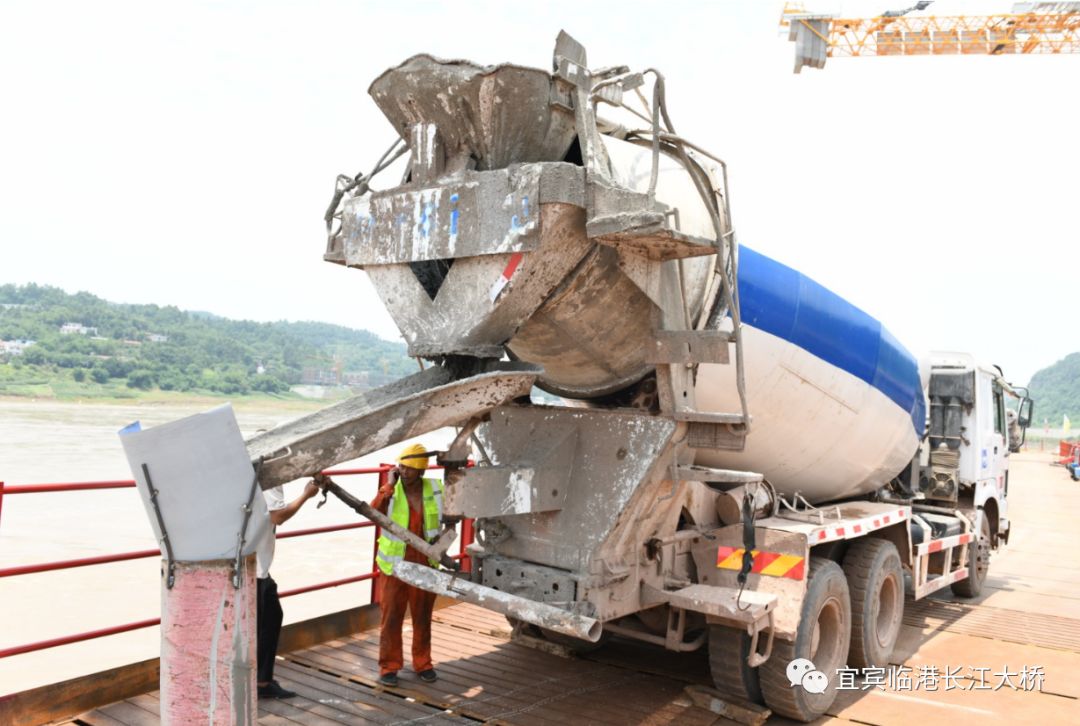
xmin=246 ymin=32 xmax=1034 ymax=722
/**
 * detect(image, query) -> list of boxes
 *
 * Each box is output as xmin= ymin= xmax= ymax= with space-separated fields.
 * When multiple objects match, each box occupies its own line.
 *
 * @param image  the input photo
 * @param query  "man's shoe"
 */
xmin=418 ymin=669 xmax=438 ymax=683
xmin=257 ymin=680 xmax=296 ymax=699
xmin=378 ymin=671 xmax=399 ymax=687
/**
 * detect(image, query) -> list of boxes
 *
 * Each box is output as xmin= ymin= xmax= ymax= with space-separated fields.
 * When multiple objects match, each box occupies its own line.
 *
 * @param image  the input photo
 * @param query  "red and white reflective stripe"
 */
xmin=916 ymin=531 xmax=973 ymax=556
xmin=488 ymin=253 xmax=524 ymax=302
xmin=812 ymin=506 xmax=910 ymax=545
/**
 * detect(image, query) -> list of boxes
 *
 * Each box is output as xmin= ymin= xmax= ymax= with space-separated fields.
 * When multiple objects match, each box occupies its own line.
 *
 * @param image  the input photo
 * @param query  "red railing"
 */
xmin=0 ymin=466 xmax=472 ymax=660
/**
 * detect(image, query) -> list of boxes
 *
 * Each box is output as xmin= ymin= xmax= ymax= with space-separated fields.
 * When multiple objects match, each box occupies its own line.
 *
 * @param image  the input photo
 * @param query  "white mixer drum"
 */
xmin=696 ymin=244 xmax=927 ymax=502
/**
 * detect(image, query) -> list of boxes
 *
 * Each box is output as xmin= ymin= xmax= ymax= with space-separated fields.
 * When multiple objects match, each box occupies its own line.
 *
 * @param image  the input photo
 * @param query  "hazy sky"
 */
xmin=1 ymin=1 xmax=1076 ymax=385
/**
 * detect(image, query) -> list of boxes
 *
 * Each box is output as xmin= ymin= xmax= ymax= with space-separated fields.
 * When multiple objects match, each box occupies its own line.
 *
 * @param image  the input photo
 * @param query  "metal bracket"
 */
xmin=774 ymin=492 xmax=842 ymax=525
xmin=665 ymin=605 xmax=688 ymax=651
xmin=745 ymin=609 xmax=776 ymax=668
xmin=232 ymin=459 xmax=264 ymax=589
xmin=142 ymin=463 xmax=176 ymax=589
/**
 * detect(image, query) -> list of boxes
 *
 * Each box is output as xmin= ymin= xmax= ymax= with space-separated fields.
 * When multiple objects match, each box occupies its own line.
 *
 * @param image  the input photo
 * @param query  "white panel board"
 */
xmin=119 ymin=404 xmax=270 ymax=562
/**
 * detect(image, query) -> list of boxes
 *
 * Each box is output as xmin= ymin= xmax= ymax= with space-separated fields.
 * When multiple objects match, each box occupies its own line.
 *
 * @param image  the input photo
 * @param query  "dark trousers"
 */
xmin=257 ymin=575 xmax=283 ymax=683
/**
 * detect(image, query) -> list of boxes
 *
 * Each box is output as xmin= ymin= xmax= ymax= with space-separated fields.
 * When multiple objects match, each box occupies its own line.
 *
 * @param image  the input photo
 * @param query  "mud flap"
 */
xmin=247 ymin=362 xmax=541 ymax=488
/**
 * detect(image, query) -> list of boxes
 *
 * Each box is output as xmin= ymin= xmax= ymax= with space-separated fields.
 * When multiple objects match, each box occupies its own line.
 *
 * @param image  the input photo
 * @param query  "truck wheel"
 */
xmin=951 ymin=514 xmax=990 ymax=598
xmin=842 ymin=538 xmax=903 ymax=669
xmin=708 ymin=624 xmax=763 ymax=705
xmin=760 ymin=557 xmax=851 ymax=722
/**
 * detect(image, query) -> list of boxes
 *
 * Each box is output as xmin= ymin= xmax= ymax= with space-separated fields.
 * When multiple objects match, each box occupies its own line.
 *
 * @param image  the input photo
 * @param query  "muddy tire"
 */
xmin=760 ymin=557 xmax=851 ymax=722
xmin=951 ymin=513 xmax=991 ymax=598
xmin=842 ymin=538 xmax=904 ymax=669
xmin=708 ymin=624 xmax=764 ymax=705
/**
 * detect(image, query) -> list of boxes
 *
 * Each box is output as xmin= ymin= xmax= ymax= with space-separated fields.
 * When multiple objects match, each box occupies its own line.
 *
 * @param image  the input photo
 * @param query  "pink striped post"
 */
xmin=160 ymin=555 xmax=257 ymax=725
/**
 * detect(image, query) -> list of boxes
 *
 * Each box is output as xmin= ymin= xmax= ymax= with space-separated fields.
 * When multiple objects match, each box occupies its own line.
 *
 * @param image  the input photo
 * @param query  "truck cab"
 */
xmin=921 ymin=352 xmax=1033 ymax=559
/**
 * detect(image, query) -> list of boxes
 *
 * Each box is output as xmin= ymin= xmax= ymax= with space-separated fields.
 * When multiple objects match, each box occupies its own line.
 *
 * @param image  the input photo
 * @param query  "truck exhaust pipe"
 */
xmin=393 ymin=561 xmax=602 ymax=642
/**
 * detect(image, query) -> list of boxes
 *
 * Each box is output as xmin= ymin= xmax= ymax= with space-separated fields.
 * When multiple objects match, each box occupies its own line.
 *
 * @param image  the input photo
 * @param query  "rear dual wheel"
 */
xmin=708 ymin=624 xmax=764 ymax=705
xmin=759 ymin=557 xmax=851 ymax=722
xmin=843 ymin=538 xmax=904 ymax=669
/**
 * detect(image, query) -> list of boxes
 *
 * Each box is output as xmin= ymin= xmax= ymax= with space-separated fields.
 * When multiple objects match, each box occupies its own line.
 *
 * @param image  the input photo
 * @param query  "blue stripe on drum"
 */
xmin=738 ymin=245 xmax=926 ymax=434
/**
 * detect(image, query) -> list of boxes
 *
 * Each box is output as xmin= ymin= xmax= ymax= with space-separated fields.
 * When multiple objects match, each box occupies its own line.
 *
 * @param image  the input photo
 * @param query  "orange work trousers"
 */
xmin=378 ymin=574 xmax=437 ymax=675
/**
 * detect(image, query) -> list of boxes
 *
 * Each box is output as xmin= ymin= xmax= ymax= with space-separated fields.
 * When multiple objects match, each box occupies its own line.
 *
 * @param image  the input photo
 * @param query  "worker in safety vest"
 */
xmin=372 ymin=442 xmax=444 ymax=687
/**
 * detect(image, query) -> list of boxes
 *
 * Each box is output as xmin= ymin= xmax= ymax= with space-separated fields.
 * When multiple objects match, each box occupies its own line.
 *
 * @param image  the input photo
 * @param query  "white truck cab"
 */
xmin=921 ymin=352 xmax=1033 ymax=553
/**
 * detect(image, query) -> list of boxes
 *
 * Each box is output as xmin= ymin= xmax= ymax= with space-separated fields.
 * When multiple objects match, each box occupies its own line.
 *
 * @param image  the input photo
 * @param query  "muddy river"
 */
xmin=0 ymin=398 xmax=454 ymax=695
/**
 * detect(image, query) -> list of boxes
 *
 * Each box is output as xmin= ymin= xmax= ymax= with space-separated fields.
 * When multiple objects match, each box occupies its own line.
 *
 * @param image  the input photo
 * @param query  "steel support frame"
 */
xmin=911 ymin=530 xmax=974 ymax=599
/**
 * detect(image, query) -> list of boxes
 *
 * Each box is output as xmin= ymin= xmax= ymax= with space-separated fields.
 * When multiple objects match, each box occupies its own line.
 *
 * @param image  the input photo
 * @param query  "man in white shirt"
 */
xmin=255 ymin=480 xmax=320 ymax=699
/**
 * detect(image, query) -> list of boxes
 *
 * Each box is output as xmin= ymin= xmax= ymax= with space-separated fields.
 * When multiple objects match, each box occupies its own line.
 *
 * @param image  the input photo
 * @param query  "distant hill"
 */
xmin=0 ymin=283 xmax=414 ymax=397
xmin=1028 ymin=353 xmax=1080 ymax=428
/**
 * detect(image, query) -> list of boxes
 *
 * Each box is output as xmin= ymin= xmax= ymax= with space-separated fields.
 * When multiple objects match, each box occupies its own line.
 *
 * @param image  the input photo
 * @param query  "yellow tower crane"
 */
xmin=782 ymin=2 xmax=1080 ymax=72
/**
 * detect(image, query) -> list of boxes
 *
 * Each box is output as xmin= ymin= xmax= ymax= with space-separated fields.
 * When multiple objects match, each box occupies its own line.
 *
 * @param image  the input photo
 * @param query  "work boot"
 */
xmin=378 ymin=671 xmax=400 ymax=687
xmin=418 ymin=669 xmax=438 ymax=683
xmin=257 ymin=680 xmax=296 ymax=699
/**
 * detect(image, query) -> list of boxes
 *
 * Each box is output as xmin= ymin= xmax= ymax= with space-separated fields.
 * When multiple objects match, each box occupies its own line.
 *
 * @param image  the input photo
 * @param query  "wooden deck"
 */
xmin=68 ymin=603 xmax=720 ymax=725
xmin=65 ymin=453 xmax=1080 ymax=724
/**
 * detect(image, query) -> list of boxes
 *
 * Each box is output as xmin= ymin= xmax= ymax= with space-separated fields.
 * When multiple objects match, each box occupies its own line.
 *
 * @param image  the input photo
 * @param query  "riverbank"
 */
xmin=0 ymin=381 xmax=348 ymax=409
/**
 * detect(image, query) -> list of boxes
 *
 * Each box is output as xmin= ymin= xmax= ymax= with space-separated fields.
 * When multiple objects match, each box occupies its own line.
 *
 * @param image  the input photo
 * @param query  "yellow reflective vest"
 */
xmin=375 ymin=477 xmax=444 ymax=576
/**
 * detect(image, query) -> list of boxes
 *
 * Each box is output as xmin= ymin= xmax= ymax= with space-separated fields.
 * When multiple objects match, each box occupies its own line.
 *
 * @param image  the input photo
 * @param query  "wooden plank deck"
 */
xmin=68 ymin=603 xmax=718 ymax=726
xmin=65 ymin=453 xmax=1080 ymax=725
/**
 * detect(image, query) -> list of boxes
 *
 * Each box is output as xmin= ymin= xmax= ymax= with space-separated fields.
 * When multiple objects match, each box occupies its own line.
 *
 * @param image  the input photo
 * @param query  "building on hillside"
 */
xmin=342 ymin=371 xmax=369 ymax=387
xmin=60 ymin=322 xmax=98 ymax=336
xmin=147 ymin=333 xmax=169 ymax=343
xmin=299 ymin=368 xmax=372 ymax=388
xmin=301 ymin=367 xmax=338 ymax=385
xmin=0 ymin=339 xmax=36 ymax=356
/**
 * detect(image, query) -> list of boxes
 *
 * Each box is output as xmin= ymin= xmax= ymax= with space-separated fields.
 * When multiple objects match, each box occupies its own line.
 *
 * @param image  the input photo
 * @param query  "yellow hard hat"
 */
xmin=397 ymin=442 xmax=429 ymax=471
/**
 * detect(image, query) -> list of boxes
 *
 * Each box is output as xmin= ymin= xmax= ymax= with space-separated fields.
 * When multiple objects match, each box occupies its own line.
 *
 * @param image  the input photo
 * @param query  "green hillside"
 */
xmin=1027 ymin=353 xmax=1080 ymax=428
xmin=0 ymin=283 xmax=414 ymax=399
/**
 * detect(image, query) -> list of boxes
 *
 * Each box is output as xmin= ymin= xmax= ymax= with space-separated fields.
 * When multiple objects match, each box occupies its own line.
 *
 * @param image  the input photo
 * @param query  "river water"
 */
xmin=0 ymin=398 xmax=452 ymax=695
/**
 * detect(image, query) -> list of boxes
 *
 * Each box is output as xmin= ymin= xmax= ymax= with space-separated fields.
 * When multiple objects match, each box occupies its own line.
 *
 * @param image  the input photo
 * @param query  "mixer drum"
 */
xmin=506 ymin=137 xmax=719 ymax=398
xmin=341 ymin=51 xmax=927 ymax=505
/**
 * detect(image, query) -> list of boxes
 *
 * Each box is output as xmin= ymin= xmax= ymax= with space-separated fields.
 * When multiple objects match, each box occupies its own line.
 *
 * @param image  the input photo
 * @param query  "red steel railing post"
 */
xmin=0 ymin=480 xmax=5 ymax=531
xmin=460 ymin=518 xmax=474 ymax=573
